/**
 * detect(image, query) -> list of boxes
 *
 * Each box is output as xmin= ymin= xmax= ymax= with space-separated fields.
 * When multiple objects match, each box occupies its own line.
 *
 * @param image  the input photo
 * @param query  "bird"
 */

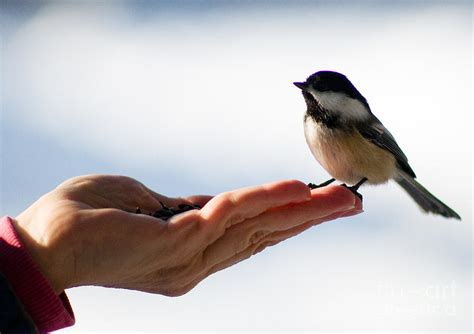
xmin=293 ymin=70 xmax=460 ymax=220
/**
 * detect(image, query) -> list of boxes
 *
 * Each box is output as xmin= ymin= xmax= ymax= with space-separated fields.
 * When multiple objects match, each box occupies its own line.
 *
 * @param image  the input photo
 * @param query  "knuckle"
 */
xmin=212 ymin=192 xmax=244 ymax=228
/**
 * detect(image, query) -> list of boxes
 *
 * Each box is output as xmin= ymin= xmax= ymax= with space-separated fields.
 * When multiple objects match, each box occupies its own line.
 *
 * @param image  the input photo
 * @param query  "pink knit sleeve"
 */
xmin=0 ymin=216 xmax=75 ymax=333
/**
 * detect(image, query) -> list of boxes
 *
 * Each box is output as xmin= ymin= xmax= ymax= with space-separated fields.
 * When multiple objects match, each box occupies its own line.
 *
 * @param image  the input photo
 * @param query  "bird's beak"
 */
xmin=293 ymin=82 xmax=308 ymax=90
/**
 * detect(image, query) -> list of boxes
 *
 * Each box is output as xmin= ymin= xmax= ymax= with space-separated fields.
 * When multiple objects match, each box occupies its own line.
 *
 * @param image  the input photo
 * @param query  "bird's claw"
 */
xmin=308 ymin=182 xmax=318 ymax=189
xmin=341 ymin=183 xmax=363 ymax=201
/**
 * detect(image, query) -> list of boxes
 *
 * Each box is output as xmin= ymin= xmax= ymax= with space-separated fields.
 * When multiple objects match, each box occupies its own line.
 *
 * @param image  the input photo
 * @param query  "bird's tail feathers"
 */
xmin=396 ymin=171 xmax=460 ymax=220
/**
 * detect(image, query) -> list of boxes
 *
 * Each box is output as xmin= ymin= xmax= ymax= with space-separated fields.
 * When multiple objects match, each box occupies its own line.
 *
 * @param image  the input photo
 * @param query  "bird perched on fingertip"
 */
xmin=294 ymin=70 xmax=460 ymax=220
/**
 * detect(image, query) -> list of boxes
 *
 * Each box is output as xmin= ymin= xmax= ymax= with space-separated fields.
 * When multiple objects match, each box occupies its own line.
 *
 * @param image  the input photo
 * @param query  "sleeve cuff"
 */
xmin=0 ymin=216 xmax=75 ymax=333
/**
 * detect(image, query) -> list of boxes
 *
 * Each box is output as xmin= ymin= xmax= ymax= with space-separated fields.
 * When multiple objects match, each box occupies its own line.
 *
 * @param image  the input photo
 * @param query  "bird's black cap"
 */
xmin=295 ymin=70 xmax=368 ymax=107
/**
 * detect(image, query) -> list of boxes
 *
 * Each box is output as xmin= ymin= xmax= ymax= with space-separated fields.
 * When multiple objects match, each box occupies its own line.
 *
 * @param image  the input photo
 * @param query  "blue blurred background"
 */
xmin=1 ymin=1 xmax=472 ymax=332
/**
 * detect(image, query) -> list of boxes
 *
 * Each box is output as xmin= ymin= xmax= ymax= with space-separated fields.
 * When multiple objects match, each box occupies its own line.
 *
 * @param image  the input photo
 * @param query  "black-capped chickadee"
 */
xmin=294 ymin=70 xmax=460 ymax=220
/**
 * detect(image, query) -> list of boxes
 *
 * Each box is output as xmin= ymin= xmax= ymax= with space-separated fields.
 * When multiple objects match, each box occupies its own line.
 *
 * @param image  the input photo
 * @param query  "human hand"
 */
xmin=13 ymin=175 xmax=362 ymax=296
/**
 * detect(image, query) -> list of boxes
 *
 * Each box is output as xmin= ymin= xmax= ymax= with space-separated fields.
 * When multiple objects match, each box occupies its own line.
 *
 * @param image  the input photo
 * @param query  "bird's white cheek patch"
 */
xmin=307 ymin=89 xmax=370 ymax=122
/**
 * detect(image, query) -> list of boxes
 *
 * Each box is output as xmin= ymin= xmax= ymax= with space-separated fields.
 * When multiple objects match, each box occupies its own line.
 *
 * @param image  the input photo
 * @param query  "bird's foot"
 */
xmin=307 ymin=178 xmax=336 ymax=189
xmin=341 ymin=184 xmax=363 ymax=200
xmin=340 ymin=177 xmax=368 ymax=201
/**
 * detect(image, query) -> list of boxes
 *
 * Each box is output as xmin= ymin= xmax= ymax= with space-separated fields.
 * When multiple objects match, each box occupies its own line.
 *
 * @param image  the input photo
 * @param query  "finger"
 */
xmin=178 ymin=205 xmax=364 ymax=294
xmin=264 ymin=207 xmax=364 ymax=243
xmin=176 ymin=233 xmax=295 ymax=295
xmin=198 ymin=179 xmax=311 ymax=231
xmin=161 ymin=185 xmax=358 ymax=293
xmin=199 ymin=185 xmax=357 ymax=270
xmin=258 ymin=185 xmax=360 ymax=231
xmin=166 ymin=181 xmax=311 ymax=254
xmin=164 ymin=199 xmax=362 ymax=295
xmin=164 ymin=180 xmax=311 ymax=266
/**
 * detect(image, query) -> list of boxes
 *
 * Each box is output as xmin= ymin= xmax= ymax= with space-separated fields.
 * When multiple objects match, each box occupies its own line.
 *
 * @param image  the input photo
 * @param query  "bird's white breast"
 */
xmin=303 ymin=116 xmax=396 ymax=184
xmin=304 ymin=117 xmax=340 ymax=178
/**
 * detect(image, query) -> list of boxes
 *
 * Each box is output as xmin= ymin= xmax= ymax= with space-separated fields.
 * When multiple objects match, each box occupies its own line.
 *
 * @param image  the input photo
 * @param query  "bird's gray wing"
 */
xmin=358 ymin=120 xmax=417 ymax=178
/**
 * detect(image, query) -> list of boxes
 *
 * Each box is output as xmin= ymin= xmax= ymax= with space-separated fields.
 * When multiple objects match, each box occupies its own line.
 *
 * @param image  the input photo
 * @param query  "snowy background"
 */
xmin=1 ymin=1 xmax=472 ymax=332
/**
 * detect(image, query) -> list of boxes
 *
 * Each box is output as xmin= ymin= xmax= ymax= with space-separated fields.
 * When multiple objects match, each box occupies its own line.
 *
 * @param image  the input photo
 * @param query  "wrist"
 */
xmin=14 ymin=209 xmax=71 ymax=294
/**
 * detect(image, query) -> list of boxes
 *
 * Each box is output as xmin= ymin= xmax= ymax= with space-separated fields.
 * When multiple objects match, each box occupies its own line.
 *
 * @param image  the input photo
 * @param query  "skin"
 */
xmin=12 ymin=174 xmax=362 ymax=297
